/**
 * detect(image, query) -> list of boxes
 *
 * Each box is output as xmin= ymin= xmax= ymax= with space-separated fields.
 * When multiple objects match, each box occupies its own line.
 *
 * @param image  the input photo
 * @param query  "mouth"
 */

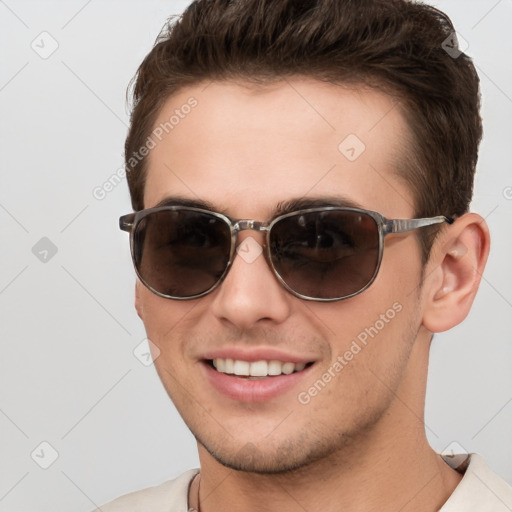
xmin=202 ymin=356 xmax=315 ymax=402
xmin=208 ymin=358 xmax=312 ymax=379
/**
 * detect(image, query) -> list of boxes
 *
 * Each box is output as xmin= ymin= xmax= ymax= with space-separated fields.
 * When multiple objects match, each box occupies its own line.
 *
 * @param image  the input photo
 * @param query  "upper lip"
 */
xmin=200 ymin=347 xmax=315 ymax=364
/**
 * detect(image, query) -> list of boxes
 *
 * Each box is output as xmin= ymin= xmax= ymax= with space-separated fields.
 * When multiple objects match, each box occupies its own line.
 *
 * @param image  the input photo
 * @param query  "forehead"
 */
xmin=144 ymin=78 xmax=414 ymax=219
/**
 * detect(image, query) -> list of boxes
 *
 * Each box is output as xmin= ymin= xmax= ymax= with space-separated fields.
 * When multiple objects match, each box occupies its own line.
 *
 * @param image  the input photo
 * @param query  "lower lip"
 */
xmin=202 ymin=362 xmax=312 ymax=403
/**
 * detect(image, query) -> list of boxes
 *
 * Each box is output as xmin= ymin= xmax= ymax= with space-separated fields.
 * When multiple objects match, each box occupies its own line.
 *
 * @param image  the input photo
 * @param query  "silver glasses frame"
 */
xmin=119 ymin=205 xmax=453 ymax=302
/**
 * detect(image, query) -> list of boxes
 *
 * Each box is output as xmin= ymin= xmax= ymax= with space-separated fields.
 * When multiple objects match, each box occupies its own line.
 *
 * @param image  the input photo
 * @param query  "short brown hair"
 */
xmin=124 ymin=0 xmax=482 ymax=260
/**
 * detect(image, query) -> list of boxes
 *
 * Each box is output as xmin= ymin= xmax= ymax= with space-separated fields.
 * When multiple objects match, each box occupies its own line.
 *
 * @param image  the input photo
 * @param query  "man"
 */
xmin=98 ymin=0 xmax=512 ymax=510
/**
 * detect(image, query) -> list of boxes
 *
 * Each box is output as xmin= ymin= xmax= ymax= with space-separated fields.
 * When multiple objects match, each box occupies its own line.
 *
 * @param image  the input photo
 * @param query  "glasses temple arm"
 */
xmin=384 ymin=216 xmax=454 ymax=235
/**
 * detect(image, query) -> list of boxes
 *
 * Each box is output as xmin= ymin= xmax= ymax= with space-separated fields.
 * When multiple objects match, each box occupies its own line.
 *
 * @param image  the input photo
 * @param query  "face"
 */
xmin=136 ymin=78 xmax=429 ymax=473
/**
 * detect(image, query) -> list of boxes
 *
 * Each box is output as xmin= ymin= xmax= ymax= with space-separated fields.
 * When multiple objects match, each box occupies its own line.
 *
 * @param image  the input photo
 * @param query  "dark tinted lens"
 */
xmin=269 ymin=210 xmax=380 ymax=299
xmin=133 ymin=209 xmax=232 ymax=298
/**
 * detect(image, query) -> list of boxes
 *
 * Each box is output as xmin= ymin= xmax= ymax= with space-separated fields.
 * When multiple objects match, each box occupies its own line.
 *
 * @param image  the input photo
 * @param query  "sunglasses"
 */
xmin=119 ymin=205 xmax=453 ymax=302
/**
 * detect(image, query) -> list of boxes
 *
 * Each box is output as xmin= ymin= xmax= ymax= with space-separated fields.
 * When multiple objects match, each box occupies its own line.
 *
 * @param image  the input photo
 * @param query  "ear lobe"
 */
xmin=422 ymin=213 xmax=490 ymax=333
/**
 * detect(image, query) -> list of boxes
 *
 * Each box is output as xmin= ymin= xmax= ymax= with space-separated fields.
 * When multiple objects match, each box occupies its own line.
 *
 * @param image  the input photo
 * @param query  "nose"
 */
xmin=209 ymin=232 xmax=292 ymax=330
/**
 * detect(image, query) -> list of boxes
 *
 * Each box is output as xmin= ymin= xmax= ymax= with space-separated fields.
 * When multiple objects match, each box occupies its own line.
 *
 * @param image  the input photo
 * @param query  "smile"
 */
xmin=211 ymin=358 xmax=308 ymax=378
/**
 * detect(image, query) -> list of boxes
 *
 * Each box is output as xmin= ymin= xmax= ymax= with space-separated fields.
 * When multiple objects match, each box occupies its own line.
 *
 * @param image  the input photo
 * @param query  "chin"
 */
xmin=189 ymin=397 xmax=392 ymax=475
xmin=195 ymin=429 xmax=350 ymax=475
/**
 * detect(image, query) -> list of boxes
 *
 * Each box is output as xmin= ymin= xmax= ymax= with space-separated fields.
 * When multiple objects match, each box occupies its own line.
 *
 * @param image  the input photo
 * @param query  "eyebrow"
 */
xmin=153 ymin=195 xmax=365 ymax=219
xmin=154 ymin=196 xmax=221 ymax=211
xmin=274 ymin=196 xmax=364 ymax=215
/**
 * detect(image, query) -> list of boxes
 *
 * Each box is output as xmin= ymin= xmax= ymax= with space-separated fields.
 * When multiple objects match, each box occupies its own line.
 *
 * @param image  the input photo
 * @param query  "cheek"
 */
xmin=306 ymin=239 xmax=423 ymax=387
xmin=312 ymin=293 xmax=410 ymax=358
xmin=140 ymin=293 xmax=205 ymax=408
xmin=297 ymin=297 xmax=418 ymax=435
xmin=136 ymin=286 xmax=198 ymax=357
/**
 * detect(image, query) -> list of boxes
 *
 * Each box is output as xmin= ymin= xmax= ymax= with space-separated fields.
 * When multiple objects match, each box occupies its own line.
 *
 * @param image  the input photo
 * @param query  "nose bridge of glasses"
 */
xmin=233 ymin=219 xmax=269 ymax=234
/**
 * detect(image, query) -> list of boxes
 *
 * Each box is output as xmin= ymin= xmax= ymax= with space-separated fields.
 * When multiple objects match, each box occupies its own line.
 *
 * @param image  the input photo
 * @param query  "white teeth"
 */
xmin=224 ymin=358 xmax=234 ymax=373
xmin=234 ymin=360 xmax=250 ymax=376
xmin=211 ymin=358 xmax=308 ymax=377
xmin=249 ymin=360 xmax=268 ymax=377
xmin=268 ymin=360 xmax=282 ymax=376
xmin=281 ymin=362 xmax=295 ymax=375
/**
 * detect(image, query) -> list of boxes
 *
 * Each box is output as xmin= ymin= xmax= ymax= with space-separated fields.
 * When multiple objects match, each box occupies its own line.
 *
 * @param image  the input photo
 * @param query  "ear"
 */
xmin=135 ymin=280 xmax=145 ymax=321
xmin=422 ymin=213 xmax=490 ymax=333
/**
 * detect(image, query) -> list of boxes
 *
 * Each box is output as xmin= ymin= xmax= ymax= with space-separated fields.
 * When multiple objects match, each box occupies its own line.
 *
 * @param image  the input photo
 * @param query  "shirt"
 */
xmin=95 ymin=454 xmax=512 ymax=511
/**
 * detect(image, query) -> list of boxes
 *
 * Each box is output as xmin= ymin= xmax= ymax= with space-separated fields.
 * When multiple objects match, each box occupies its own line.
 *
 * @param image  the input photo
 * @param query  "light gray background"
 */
xmin=1 ymin=1 xmax=511 ymax=511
